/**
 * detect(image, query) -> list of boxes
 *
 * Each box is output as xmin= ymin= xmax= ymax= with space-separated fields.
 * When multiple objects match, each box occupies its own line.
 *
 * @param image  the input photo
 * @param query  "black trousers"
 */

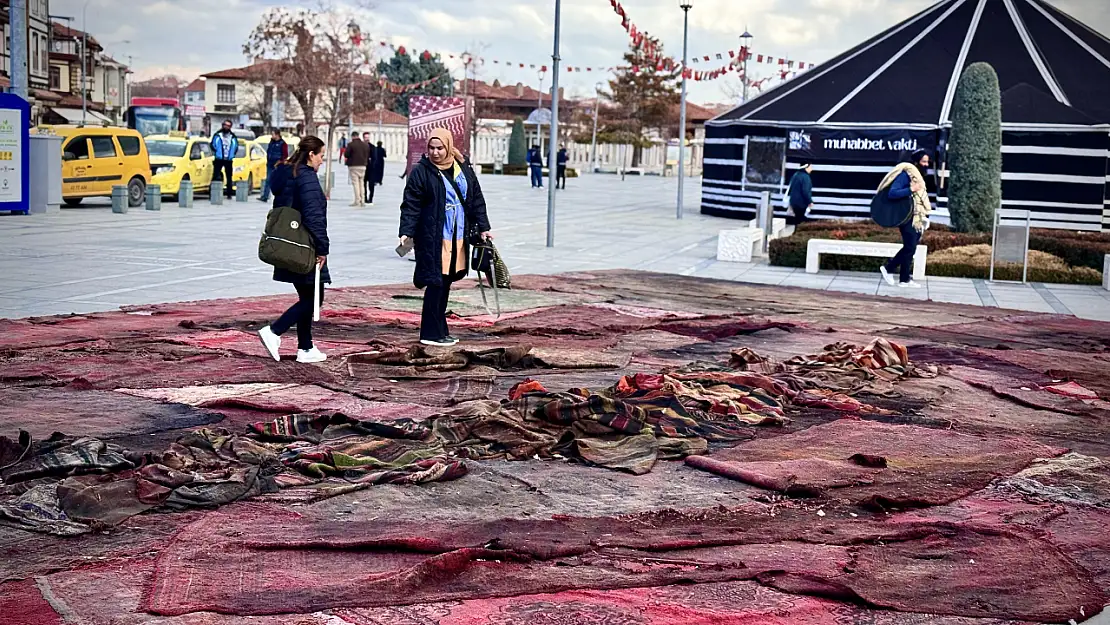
xmin=884 ymin=220 xmax=922 ymax=283
xmin=366 ymin=179 xmax=376 ymax=204
xmin=214 ymin=159 xmax=234 ymax=197
xmin=420 ymin=278 xmax=453 ymax=341
xmin=557 ymin=165 xmax=566 ymax=188
xmin=271 ymin=282 xmax=324 ymax=350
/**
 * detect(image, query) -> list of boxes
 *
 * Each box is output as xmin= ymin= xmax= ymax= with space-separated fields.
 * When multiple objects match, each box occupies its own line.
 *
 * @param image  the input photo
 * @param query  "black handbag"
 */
xmin=870 ymin=186 xmax=913 ymax=228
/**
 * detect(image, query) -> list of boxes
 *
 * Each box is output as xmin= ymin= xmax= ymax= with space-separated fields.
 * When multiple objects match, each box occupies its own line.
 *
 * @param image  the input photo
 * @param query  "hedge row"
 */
xmin=773 ymin=222 xmax=1109 ymax=273
xmin=928 ymin=262 xmax=1102 ymax=285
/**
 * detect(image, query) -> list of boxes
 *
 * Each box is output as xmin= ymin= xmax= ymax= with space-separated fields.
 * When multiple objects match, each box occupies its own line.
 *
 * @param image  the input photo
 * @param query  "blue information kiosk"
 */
xmin=0 ymin=93 xmax=31 ymax=215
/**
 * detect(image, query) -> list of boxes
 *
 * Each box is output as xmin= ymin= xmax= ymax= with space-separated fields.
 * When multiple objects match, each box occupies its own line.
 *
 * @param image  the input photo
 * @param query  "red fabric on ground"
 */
xmin=165 ymin=330 xmax=378 ymax=360
xmin=685 ymin=419 xmax=1064 ymax=508
xmin=0 ymin=580 xmax=64 ymax=625
xmin=144 ymin=504 xmax=1103 ymax=621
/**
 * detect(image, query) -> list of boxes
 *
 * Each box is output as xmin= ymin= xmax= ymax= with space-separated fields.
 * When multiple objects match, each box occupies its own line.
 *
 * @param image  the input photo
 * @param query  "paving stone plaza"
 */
xmin=1 ymin=163 xmax=1108 ymax=321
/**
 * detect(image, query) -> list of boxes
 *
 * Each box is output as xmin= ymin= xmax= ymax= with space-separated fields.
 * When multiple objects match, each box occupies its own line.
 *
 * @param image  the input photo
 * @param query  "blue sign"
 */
xmin=0 ymin=93 xmax=30 ymax=215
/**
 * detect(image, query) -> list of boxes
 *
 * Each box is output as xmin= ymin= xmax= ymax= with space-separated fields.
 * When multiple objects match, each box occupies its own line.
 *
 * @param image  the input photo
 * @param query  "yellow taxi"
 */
xmin=232 ymin=140 xmax=269 ymax=192
xmin=145 ymin=132 xmax=215 ymax=196
xmin=38 ymin=126 xmax=151 ymax=207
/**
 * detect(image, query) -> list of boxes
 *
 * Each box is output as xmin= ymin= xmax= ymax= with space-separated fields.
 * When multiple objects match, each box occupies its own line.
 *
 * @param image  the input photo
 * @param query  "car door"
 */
xmin=90 ymin=135 xmax=122 ymax=196
xmin=61 ymin=135 xmax=94 ymax=197
xmin=251 ymin=144 xmax=267 ymax=188
xmin=189 ymin=142 xmax=213 ymax=186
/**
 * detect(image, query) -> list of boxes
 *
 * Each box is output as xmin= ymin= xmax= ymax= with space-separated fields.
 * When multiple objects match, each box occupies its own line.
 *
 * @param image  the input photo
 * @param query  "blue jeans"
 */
xmin=529 ymin=165 xmax=543 ymax=188
xmin=884 ymin=220 xmax=922 ymax=283
xmin=260 ymin=162 xmax=277 ymax=201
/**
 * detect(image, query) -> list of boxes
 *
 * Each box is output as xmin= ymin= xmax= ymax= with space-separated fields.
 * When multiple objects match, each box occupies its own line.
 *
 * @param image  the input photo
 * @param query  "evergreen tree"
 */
xmin=377 ymin=49 xmax=452 ymax=117
xmin=507 ymin=117 xmax=527 ymax=166
xmin=948 ymin=62 xmax=1002 ymax=233
xmin=602 ymin=39 xmax=681 ymax=166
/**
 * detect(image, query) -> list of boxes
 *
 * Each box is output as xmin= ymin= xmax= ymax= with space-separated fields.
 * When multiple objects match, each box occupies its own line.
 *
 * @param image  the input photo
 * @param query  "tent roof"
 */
xmin=712 ymin=0 xmax=1110 ymax=128
xmin=1001 ymin=83 xmax=1099 ymax=125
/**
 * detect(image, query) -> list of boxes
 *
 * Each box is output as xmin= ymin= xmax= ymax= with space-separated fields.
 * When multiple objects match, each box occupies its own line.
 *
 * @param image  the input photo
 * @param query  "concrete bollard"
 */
xmin=178 ymin=180 xmax=194 ymax=207
xmin=111 ymin=185 xmax=128 ymax=214
xmin=145 ymin=184 xmax=162 ymax=211
xmin=210 ymin=181 xmax=223 ymax=205
xmin=235 ymin=180 xmax=250 ymax=202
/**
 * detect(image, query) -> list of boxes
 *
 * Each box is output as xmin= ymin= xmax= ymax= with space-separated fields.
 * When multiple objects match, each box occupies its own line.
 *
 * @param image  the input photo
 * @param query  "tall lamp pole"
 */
xmin=740 ymin=29 xmax=753 ymax=102
xmin=545 ymin=0 xmax=562 ymax=248
xmin=677 ymin=2 xmax=692 ymax=219
xmin=589 ymin=81 xmax=603 ymax=173
xmin=347 ymin=20 xmax=360 ymax=140
xmin=536 ymin=68 xmax=546 ymax=155
xmin=81 ymin=0 xmax=90 ymax=125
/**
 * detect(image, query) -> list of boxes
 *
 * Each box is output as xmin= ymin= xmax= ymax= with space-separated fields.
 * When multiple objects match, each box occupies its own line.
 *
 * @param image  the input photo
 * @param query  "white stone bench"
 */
xmin=1103 ymin=254 xmax=1109 ymax=291
xmin=717 ymin=228 xmax=765 ymax=263
xmin=806 ymin=239 xmax=927 ymax=281
xmin=769 ymin=218 xmax=787 ymax=241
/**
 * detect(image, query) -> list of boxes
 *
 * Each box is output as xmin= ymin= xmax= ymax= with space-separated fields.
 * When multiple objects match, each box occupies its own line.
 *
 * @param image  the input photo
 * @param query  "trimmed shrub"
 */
xmin=948 ymin=62 xmax=1002 ymax=233
xmin=507 ymin=117 xmax=527 ymax=166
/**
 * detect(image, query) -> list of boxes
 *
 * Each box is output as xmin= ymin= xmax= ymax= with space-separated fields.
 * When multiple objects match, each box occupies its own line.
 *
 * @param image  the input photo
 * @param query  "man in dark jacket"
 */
xmin=367 ymin=140 xmax=387 ymax=205
xmin=786 ymin=163 xmax=814 ymax=225
xmin=344 ymin=132 xmax=370 ymax=207
xmin=259 ymin=129 xmax=288 ymax=202
xmin=210 ymin=120 xmax=239 ymax=199
xmin=556 ymin=145 xmax=568 ymax=189
xmin=527 ymin=144 xmax=543 ymax=188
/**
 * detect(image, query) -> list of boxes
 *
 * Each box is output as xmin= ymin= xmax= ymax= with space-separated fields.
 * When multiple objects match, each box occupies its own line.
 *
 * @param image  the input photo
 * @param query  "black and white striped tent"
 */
xmin=702 ymin=0 xmax=1110 ymax=232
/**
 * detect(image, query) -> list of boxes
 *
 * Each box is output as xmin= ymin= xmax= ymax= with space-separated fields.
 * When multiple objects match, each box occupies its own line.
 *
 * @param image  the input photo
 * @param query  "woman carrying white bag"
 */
xmin=257 ymin=136 xmax=331 ymax=364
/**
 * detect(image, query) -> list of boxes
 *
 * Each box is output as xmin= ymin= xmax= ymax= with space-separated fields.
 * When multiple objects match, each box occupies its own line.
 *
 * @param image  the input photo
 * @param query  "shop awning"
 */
xmin=48 ymin=107 xmax=113 ymax=125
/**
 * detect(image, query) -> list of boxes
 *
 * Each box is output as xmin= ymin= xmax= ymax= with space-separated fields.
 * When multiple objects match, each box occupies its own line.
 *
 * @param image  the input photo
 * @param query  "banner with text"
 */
xmin=406 ymin=96 xmax=470 ymax=172
xmin=786 ymin=128 xmax=937 ymax=162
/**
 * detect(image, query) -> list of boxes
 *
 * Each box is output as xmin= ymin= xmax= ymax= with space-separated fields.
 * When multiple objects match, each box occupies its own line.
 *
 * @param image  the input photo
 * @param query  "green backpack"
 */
xmin=258 ymin=205 xmax=316 ymax=274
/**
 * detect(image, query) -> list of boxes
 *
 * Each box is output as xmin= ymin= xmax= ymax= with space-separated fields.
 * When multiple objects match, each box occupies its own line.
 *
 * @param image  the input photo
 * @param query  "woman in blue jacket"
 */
xmin=877 ymin=150 xmax=933 ymax=288
xmin=257 ymin=136 xmax=331 ymax=363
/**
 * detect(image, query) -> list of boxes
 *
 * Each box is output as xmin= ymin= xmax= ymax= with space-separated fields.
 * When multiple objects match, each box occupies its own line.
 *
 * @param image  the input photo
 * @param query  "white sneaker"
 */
xmin=258 ymin=326 xmax=281 ymax=361
xmin=879 ymin=266 xmax=895 ymax=287
xmin=296 ymin=346 xmax=327 ymax=363
xmin=898 ymin=280 xmax=922 ymax=289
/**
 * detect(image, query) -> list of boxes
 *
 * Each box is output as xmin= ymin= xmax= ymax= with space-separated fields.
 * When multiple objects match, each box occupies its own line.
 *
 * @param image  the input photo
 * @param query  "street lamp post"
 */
xmin=589 ymin=82 xmax=602 ymax=173
xmin=677 ymin=2 xmax=692 ymax=220
xmin=347 ymin=20 xmax=360 ymax=141
xmin=536 ymin=68 xmax=546 ymax=155
xmin=545 ymin=0 xmax=562 ymax=248
xmin=82 ymin=0 xmax=91 ymax=125
xmin=740 ymin=29 xmax=753 ymax=102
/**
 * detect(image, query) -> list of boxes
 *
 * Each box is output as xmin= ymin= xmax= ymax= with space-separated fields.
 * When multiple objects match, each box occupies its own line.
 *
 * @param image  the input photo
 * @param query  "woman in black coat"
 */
xmin=257 ymin=135 xmax=331 ymax=363
xmin=399 ymin=128 xmax=492 ymax=347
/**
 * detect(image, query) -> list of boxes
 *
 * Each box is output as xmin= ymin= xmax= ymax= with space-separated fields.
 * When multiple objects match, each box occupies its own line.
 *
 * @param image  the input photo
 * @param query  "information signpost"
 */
xmin=0 ymin=94 xmax=30 ymax=215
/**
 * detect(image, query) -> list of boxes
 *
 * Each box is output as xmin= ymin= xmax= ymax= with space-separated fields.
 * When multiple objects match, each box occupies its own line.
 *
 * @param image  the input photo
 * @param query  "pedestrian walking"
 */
xmin=257 ymin=136 xmax=331 ymax=363
xmin=338 ymin=134 xmax=348 ymax=162
xmin=368 ymin=140 xmax=387 ymax=205
xmin=873 ymin=150 xmax=933 ymax=289
xmin=345 ymin=132 xmax=370 ymax=207
xmin=398 ymin=128 xmax=492 ymax=347
xmin=785 ymin=163 xmax=814 ymax=225
xmin=527 ymin=144 xmax=544 ymax=188
xmin=361 ymin=132 xmax=375 ymax=205
xmin=556 ymin=145 xmax=568 ymax=189
xmin=259 ymin=129 xmax=288 ymax=203
xmin=210 ymin=120 xmax=238 ymax=199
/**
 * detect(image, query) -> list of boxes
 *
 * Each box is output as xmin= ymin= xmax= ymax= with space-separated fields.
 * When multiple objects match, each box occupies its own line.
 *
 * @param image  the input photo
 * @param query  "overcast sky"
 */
xmin=51 ymin=0 xmax=1110 ymax=105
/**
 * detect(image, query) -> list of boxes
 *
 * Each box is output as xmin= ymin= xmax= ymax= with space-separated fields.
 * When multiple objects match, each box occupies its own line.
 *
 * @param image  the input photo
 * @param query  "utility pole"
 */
xmin=589 ymin=83 xmax=602 ymax=173
xmin=545 ymin=0 xmax=562 ymax=248
xmin=677 ymin=3 xmax=692 ymax=220
xmin=9 ymin=0 xmax=28 ymax=99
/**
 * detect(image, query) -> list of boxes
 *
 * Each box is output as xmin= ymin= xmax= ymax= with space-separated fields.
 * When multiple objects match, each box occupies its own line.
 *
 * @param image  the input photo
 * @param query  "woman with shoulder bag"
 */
xmin=257 ymin=136 xmax=331 ymax=363
xmin=399 ymin=128 xmax=492 ymax=347
xmin=873 ymin=149 xmax=933 ymax=289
